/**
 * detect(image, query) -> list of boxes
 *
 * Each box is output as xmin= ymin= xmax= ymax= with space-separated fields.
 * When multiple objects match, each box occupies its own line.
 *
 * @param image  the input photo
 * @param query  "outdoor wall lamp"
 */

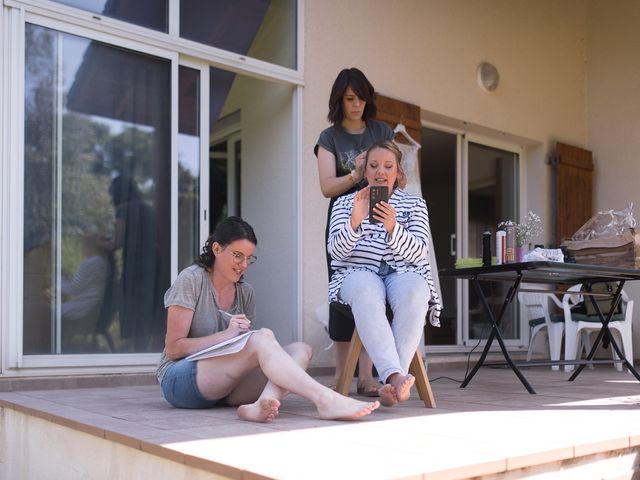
xmin=477 ymin=62 xmax=500 ymax=93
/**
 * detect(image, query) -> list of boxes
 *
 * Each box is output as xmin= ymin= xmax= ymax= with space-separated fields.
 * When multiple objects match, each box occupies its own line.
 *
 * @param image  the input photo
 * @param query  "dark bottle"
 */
xmin=482 ymin=231 xmax=492 ymax=266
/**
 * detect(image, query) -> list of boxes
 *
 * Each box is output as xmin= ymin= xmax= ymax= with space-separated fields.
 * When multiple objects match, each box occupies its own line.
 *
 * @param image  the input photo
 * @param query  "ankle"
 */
xmin=386 ymin=372 xmax=400 ymax=384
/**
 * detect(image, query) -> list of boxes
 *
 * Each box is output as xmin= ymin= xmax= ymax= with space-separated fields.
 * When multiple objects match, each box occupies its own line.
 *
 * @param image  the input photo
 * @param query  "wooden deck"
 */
xmin=1 ymin=364 xmax=640 ymax=479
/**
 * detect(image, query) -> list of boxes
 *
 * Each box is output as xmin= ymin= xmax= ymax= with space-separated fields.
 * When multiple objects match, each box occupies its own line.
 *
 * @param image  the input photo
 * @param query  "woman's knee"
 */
xmin=341 ymin=271 xmax=385 ymax=301
xmin=286 ymin=341 xmax=313 ymax=363
xmin=391 ymin=282 xmax=428 ymax=309
xmin=247 ymin=328 xmax=277 ymax=350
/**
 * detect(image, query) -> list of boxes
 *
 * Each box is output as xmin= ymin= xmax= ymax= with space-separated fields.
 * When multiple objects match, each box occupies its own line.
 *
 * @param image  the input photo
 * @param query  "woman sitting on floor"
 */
xmin=156 ymin=216 xmax=379 ymax=422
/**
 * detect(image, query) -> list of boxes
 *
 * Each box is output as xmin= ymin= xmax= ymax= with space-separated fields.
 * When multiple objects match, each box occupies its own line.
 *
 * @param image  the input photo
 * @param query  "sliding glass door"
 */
xmin=420 ymin=127 xmax=522 ymax=349
xmin=23 ymin=24 xmax=172 ymax=354
xmin=465 ymin=139 xmax=520 ymax=344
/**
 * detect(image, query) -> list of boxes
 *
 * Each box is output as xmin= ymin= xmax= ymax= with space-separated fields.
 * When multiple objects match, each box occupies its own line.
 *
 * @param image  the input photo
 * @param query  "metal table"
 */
xmin=439 ymin=261 xmax=640 ymax=393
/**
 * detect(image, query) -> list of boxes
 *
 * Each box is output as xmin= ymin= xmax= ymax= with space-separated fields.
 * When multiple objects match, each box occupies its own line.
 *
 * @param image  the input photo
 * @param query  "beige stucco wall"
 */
xmin=303 ymin=0 xmax=589 ymax=366
xmin=586 ymin=0 xmax=640 ymax=355
xmin=0 ymin=408 xmax=225 ymax=480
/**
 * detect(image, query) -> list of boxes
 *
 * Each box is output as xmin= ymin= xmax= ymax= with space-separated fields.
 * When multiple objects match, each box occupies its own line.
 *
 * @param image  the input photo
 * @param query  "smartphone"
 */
xmin=369 ymin=186 xmax=388 ymax=224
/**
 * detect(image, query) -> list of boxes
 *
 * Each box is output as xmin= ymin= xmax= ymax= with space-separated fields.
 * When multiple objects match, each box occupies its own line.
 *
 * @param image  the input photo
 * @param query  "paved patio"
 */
xmin=1 ymin=363 xmax=640 ymax=479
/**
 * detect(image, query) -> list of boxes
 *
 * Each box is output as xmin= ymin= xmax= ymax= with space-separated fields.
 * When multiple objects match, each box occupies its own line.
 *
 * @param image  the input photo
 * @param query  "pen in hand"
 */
xmin=220 ymin=309 xmax=251 ymax=332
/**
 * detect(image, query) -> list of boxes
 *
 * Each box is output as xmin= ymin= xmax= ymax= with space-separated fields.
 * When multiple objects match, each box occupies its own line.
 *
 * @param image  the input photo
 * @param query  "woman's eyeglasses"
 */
xmin=227 ymin=249 xmax=257 ymax=265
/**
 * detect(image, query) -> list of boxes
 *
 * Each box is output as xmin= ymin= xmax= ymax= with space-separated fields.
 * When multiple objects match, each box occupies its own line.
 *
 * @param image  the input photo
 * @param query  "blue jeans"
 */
xmin=339 ymin=270 xmax=430 ymax=383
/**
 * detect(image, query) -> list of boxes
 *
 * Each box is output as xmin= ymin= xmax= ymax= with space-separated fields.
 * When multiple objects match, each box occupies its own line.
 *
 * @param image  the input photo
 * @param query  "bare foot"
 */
xmin=237 ymin=398 xmax=280 ymax=423
xmin=390 ymin=374 xmax=415 ymax=403
xmin=377 ymin=383 xmax=398 ymax=407
xmin=316 ymin=391 xmax=380 ymax=420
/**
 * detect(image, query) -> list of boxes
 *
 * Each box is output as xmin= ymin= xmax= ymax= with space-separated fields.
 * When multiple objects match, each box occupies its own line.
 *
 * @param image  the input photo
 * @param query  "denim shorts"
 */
xmin=161 ymin=359 xmax=227 ymax=409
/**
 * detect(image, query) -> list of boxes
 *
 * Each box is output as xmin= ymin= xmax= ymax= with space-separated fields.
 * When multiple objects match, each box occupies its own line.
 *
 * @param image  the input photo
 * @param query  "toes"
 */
xmin=377 ymin=384 xmax=398 ymax=407
xmin=396 ymin=375 xmax=415 ymax=402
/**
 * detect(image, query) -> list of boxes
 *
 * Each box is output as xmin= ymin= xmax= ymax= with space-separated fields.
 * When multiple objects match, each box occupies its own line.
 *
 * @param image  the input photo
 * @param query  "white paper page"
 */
xmin=186 ymin=331 xmax=254 ymax=362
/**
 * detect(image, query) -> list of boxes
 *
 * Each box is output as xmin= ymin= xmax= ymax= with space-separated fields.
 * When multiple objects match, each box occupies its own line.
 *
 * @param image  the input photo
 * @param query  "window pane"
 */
xmin=178 ymin=66 xmax=201 ymax=271
xmin=467 ymin=142 xmax=519 ymax=340
xmin=24 ymin=24 xmax=171 ymax=354
xmin=51 ymin=0 xmax=168 ymax=32
xmin=181 ymin=0 xmax=297 ymax=69
xmin=209 ymin=67 xmax=242 ymax=230
xmin=421 ymin=127 xmax=458 ymax=345
xmin=209 ymin=140 xmax=230 ymax=228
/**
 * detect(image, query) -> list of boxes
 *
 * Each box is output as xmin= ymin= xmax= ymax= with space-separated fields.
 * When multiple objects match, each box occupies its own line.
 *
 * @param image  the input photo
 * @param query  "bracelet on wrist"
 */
xmin=350 ymin=170 xmax=357 ymax=183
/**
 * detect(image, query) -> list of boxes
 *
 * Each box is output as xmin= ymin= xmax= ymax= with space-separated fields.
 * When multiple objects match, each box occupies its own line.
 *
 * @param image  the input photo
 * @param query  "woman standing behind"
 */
xmin=157 ymin=216 xmax=379 ymax=422
xmin=315 ymin=68 xmax=393 ymax=396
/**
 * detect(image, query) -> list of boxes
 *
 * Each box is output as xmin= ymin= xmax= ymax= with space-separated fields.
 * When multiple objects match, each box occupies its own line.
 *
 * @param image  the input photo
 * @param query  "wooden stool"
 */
xmin=335 ymin=329 xmax=436 ymax=408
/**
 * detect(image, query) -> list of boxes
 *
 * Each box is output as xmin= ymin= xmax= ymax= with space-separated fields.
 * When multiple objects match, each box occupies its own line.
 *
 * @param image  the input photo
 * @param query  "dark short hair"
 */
xmin=327 ymin=68 xmax=378 ymax=125
xmin=196 ymin=216 xmax=257 ymax=271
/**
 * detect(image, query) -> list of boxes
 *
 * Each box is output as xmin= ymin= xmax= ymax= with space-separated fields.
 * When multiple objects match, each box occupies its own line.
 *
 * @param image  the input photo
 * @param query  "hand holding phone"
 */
xmin=368 ymin=186 xmax=388 ymax=224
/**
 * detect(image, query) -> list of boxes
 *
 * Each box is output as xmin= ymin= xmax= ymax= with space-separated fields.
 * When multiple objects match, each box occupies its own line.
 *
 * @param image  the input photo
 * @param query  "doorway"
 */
xmin=420 ymin=126 xmax=522 ymax=348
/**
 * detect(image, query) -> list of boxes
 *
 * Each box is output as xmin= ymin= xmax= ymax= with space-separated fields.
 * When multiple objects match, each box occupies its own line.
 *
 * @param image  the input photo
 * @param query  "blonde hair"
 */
xmin=364 ymin=140 xmax=406 ymax=189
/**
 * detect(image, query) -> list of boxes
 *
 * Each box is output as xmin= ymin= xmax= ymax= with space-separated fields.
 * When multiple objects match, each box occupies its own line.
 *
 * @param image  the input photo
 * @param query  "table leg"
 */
xmin=461 ymin=274 xmax=536 ymax=394
xmin=569 ymin=281 xmax=640 ymax=382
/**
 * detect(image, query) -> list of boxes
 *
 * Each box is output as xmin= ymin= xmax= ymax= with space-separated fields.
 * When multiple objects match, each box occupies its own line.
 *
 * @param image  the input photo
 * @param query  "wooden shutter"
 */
xmin=555 ymin=142 xmax=593 ymax=244
xmin=375 ymin=94 xmax=421 ymax=144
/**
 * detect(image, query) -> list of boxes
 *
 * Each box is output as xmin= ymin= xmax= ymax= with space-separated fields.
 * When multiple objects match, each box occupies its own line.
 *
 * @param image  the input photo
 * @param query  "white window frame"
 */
xmin=5 ymin=9 xmax=178 ymax=371
xmin=1 ymin=1 xmax=305 ymax=374
xmin=5 ymin=0 xmax=304 ymax=85
xmin=177 ymin=58 xmax=210 ymax=276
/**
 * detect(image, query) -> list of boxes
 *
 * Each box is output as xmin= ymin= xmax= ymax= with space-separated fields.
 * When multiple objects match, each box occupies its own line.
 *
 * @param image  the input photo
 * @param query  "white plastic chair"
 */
xmin=563 ymin=283 xmax=634 ymax=373
xmin=518 ymin=289 xmax=565 ymax=370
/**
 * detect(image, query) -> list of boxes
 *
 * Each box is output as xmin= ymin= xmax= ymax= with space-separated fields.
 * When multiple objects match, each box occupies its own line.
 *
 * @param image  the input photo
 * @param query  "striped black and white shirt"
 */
xmin=327 ymin=188 xmax=441 ymax=326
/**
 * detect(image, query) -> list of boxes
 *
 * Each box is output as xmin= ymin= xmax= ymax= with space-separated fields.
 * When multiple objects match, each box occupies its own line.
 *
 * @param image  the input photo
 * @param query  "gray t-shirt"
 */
xmin=315 ymin=119 xmax=394 ymax=177
xmin=156 ymin=264 xmax=256 ymax=383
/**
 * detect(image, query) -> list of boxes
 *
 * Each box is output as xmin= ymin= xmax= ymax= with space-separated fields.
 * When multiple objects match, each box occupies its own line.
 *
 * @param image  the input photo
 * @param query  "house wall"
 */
xmin=303 ymin=0 xmax=589 ymax=366
xmin=586 ymin=0 xmax=640 ymax=356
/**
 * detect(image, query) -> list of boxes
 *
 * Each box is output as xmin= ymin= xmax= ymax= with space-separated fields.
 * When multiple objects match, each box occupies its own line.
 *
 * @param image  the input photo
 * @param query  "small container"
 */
xmin=496 ymin=230 xmax=506 ymax=265
xmin=504 ymin=221 xmax=516 ymax=263
xmin=482 ymin=231 xmax=492 ymax=266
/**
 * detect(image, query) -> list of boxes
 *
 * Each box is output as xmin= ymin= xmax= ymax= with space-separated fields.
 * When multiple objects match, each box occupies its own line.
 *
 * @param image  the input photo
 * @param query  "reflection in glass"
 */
xmin=178 ymin=66 xmax=201 ymax=271
xmin=24 ymin=24 xmax=170 ymax=354
xmin=51 ymin=0 xmax=168 ymax=32
xmin=209 ymin=67 xmax=242 ymax=231
xmin=421 ymin=127 xmax=457 ymax=345
xmin=210 ymin=141 xmax=229 ymax=228
xmin=180 ymin=0 xmax=297 ymax=69
xmin=467 ymin=142 xmax=519 ymax=340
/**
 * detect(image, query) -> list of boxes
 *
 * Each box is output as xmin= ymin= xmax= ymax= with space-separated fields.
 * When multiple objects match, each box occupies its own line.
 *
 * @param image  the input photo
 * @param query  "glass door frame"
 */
xmin=2 ymin=1 xmax=305 ymax=374
xmin=460 ymin=133 xmax=527 ymax=350
xmin=177 ymin=58 xmax=211 ymax=274
xmin=421 ymin=120 xmax=464 ymax=353
xmin=420 ymin=120 xmax=527 ymax=353
xmin=6 ymin=8 xmax=179 ymax=370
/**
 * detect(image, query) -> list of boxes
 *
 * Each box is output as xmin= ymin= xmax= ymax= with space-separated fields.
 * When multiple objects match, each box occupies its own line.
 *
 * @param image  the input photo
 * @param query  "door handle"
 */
xmin=450 ymin=233 xmax=456 ymax=256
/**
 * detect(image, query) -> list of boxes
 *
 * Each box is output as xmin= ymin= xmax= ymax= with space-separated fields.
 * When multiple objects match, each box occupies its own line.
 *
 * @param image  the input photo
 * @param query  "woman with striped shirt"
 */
xmin=328 ymin=141 xmax=441 ymax=407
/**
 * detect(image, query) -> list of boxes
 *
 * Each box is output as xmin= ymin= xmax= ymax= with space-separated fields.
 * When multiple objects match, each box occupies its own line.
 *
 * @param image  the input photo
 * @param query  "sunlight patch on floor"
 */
xmin=547 ymin=395 xmax=640 ymax=407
